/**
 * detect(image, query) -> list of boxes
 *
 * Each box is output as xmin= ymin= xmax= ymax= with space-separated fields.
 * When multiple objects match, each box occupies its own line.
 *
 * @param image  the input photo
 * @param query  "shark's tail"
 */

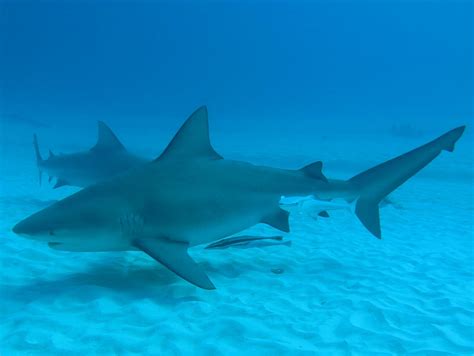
xmin=348 ymin=126 xmax=466 ymax=238
xmin=33 ymin=134 xmax=43 ymax=185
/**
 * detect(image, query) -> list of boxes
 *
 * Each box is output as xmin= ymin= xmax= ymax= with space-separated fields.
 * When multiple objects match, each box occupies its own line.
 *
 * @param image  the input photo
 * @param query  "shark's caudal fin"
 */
xmin=33 ymin=134 xmax=43 ymax=185
xmin=349 ymin=126 xmax=466 ymax=239
xmin=91 ymin=121 xmax=126 ymax=151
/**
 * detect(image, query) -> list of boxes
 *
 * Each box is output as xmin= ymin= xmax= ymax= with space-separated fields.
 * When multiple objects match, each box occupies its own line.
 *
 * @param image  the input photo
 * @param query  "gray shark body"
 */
xmin=34 ymin=121 xmax=146 ymax=188
xmin=14 ymin=107 xmax=466 ymax=289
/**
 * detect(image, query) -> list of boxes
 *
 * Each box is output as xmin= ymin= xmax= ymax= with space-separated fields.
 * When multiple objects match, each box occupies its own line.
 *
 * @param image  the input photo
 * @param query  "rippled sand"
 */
xmin=1 ymin=128 xmax=473 ymax=355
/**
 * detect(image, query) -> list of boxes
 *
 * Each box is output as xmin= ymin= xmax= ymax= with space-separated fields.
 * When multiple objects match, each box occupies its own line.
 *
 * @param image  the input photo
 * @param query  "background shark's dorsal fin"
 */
xmin=157 ymin=106 xmax=222 ymax=161
xmin=92 ymin=121 xmax=126 ymax=151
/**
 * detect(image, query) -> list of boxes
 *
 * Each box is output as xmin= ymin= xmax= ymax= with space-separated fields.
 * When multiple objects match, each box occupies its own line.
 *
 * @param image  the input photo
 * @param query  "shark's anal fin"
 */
xmin=261 ymin=208 xmax=290 ymax=232
xmin=133 ymin=237 xmax=216 ymax=290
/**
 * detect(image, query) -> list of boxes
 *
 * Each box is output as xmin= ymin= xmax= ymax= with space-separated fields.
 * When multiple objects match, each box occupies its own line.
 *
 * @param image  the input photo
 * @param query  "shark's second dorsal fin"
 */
xmin=157 ymin=106 xmax=222 ymax=161
xmin=92 ymin=121 xmax=125 ymax=151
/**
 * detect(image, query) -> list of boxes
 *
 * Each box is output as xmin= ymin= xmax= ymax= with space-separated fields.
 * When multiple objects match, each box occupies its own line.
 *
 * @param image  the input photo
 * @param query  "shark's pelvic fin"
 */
xmin=349 ymin=125 xmax=466 ymax=239
xmin=53 ymin=179 xmax=69 ymax=189
xmin=299 ymin=161 xmax=327 ymax=182
xmin=92 ymin=121 xmax=126 ymax=151
xmin=262 ymin=208 xmax=290 ymax=232
xmin=33 ymin=134 xmax=43 ymax=185
xmin=134 ymin=237 xmax=216 ymax=290
xmin=157 ymin=106 xmax=222 ymax=161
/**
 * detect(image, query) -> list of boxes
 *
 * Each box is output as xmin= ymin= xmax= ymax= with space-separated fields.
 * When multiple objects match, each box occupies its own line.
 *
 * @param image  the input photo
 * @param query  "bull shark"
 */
xmin=34 ymin=121 xmax=146 ymax=188
xmin=13 ymin=106 xmax=466 ymax=289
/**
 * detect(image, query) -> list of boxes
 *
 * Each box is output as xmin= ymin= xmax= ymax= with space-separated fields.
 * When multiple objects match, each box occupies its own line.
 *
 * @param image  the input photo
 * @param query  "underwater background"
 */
xmin=1 ymin=1 xmax=473 ymax=355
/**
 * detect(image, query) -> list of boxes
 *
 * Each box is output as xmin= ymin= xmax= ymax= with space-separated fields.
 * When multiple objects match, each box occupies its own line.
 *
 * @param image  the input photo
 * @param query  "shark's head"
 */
xmin=12 ymin=189 xmax=119 ymax=249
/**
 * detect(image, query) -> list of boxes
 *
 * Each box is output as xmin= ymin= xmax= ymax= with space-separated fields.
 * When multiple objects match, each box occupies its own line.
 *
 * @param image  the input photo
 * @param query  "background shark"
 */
xmin=13 ymin=106 xmax=466 ymax=290
xmin=33 ymin=121 xmax=146 ymax=188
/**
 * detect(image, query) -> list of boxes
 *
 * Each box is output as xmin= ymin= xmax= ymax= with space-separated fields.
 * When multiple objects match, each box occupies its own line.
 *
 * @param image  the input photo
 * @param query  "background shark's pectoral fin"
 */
xmin=33 ymin=134 xmax=43 ymax=185
xmin=133 ymin=237 xmax=216 ymax=290
xmin=261 ymin=208 xmax=290 ymax=232
xmin=53 ymin=179 xmax=69 ymax=189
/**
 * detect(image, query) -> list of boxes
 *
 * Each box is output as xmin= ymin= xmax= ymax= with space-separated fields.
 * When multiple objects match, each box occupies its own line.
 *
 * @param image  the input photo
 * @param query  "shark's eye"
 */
xmin=49 ymin=230 xmax=55 ymax=236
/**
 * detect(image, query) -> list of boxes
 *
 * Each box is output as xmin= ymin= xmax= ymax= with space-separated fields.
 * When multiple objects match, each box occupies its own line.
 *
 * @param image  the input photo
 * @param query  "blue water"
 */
xmin=1 ymin=2 xmax=473 ymax=355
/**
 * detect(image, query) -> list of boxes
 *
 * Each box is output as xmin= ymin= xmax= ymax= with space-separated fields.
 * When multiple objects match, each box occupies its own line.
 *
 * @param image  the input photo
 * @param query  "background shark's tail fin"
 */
xmin=33 ymin=134 xmax=43 ymax=185
xmin=348 ymin=126 xmax=466 ymax=239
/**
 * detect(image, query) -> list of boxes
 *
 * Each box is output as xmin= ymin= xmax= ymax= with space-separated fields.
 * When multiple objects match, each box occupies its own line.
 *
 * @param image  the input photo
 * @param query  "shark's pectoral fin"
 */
xmin=133 ymin=237 xmax=216 ymax=290
xmin=261 ymin=208 xmax=290 ymax=232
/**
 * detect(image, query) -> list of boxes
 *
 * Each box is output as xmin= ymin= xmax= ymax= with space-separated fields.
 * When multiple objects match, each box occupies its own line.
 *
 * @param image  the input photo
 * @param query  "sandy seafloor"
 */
xmin=0 ymin=121 xmax=473 ymax=355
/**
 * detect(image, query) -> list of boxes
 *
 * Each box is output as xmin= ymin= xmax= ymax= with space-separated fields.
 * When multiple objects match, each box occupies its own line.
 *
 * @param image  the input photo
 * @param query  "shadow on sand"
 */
xmin=2 ymin=261 xmax=205 ymax=306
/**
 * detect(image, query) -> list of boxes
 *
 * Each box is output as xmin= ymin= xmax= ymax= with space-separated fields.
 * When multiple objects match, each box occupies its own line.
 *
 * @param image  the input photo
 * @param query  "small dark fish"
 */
xmin=271 ymin=268 xmax=285 ymax=274
xmin=318 ymin=210 xmax=330 ymax=218
xmin=205 ymin=235 xmax=290 ymax=249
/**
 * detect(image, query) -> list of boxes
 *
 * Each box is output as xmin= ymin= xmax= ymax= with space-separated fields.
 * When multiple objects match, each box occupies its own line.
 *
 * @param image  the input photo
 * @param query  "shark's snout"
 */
xmin=12 ymin=219 xmax=38 ymax=237
xmin=12 ymin=214 xmax=52 ymax=240
xmin=12 ymin=220 xmax=28 ymax=235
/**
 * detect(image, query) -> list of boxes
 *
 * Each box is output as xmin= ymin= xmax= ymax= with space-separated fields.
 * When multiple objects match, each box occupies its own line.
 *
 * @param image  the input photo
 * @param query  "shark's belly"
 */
xmin=146 ymin=195 xmax=274 ymax=247
xmin=49 ymin=229 xmax=130 ymax=252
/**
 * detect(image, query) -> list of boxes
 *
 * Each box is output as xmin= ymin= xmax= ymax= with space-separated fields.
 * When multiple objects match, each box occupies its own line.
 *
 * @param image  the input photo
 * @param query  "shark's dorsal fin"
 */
xmin=92 ymin=121 xmax=125 ymax=151
xmin=299 ymin=161 xmax=327 ymax=182
xmin=48 ymin=149 xmax=55 ymax=159
xmin=157 ymin=106 xmax=222 ymax=161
